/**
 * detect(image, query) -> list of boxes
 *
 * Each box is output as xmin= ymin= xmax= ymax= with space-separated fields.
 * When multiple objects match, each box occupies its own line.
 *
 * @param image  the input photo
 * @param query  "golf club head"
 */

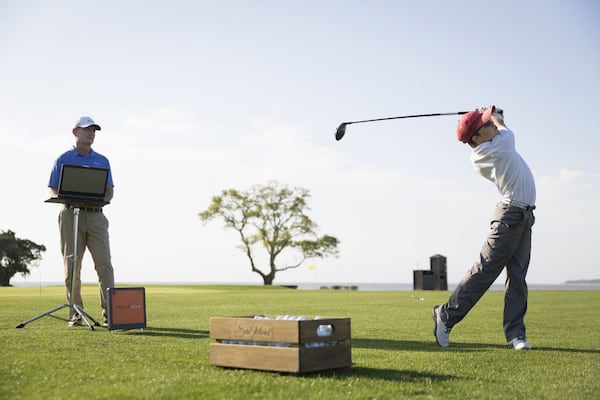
xmin=335 ymin=123 xmax=347 ymax=141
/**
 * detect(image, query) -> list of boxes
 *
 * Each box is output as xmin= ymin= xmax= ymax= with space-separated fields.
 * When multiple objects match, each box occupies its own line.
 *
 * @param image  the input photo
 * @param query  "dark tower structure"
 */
xmin=413 ymin=254 xmax=448 ymax=290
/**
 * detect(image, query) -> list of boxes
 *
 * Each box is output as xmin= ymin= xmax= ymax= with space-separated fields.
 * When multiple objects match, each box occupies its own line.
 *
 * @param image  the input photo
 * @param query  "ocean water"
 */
xmin=286 ymin=282 xmax=600 ymax=291
xmin=11 ymin=281 xmax=600 ymax=291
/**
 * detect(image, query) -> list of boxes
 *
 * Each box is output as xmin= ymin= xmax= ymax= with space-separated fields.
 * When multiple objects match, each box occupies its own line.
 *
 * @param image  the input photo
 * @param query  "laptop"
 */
xmin=46 ymin=164 xmax=109 ymax=206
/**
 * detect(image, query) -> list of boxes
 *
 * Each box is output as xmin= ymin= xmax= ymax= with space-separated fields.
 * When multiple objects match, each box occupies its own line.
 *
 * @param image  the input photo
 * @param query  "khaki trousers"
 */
xmin=59 ymin=207 xmax=114 ymax=312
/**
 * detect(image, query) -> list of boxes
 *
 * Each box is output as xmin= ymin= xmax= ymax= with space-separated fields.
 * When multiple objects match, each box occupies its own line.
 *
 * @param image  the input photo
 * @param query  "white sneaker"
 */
xmin=67 ymin=315 xmax=82 ymax=327
xmin=432 ymin=305 xmax=451 ymax=347
xmin=509 ymin=337 xmax=532 ymax=350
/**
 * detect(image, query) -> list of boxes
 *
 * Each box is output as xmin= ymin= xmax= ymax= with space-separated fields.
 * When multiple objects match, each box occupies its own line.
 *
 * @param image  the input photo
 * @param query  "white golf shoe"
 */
xmin=509 ymin=337 xmax=532 ymax=350
xmin=432 ymin=305 xmax=451 ymax=347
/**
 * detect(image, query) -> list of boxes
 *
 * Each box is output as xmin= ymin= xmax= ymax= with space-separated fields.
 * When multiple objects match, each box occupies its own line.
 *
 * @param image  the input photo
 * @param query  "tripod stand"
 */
xmin=16 ymin=200 xmax=106 ymax=331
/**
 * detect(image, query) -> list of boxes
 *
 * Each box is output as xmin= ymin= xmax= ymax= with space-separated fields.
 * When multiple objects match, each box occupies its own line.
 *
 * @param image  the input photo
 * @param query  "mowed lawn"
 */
xmin=1 ymin=284 xmax=598 ymax=399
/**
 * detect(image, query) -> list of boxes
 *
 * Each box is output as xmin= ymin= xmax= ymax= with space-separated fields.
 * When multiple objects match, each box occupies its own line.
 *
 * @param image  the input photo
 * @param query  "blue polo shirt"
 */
xmin=48 ymin=148 xmax=114 ymax=189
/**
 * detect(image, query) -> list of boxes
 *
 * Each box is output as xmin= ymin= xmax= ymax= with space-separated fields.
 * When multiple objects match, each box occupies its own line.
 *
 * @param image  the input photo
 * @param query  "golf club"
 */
xmin=335 ymin=111 xmax=470 ymax=141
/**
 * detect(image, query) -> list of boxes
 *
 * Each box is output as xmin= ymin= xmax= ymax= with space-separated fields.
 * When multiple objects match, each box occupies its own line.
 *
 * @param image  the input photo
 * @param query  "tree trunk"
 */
xmin=262 ymin=273 xmax=275 ymax=285
xmin=0 ymin=269 xmax=11 ymax=286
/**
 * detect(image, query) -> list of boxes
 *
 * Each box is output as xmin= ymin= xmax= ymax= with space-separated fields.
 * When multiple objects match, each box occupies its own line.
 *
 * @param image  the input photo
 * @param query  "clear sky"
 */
xmin=2 ymin=1 xmax=599 ymax=286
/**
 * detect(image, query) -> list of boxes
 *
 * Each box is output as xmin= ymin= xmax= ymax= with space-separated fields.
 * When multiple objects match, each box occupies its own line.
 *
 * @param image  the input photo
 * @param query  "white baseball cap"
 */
xmin=74 ymin=116 xmax=101 ymax=130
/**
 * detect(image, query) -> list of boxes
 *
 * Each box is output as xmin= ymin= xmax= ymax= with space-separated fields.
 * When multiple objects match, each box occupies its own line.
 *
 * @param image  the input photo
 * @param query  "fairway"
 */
xmin=1 ymin=285 xmax=599 ymax=399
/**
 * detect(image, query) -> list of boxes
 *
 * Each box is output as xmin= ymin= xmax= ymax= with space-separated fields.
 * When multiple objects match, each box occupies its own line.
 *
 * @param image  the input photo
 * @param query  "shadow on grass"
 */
xmin=529 ymin=346 xmax=600 ymax=354
xmin=127 ymin=326 xmax=209 ymax=339
xmin=352 ymin=338 xmax=600 ymax=354
xmin=306 ymin=366 xmax=459 ymax=382
xmin=352 ymin=337 xmax=505 ymax=352
xmin=115 ymin=330 xmax=600 ymax=355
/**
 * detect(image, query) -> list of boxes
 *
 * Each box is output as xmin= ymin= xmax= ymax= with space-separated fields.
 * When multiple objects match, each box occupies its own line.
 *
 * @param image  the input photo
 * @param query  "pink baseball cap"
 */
xmin=456 ymin=106 xmax=495 ymax=143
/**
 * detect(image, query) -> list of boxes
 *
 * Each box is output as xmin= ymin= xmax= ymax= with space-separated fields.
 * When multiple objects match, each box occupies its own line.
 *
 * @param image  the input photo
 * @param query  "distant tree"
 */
xmin=199 ymin=181 xmax=339 ymax=285
xmin=0 ymin=230 xmax=46 ymax=286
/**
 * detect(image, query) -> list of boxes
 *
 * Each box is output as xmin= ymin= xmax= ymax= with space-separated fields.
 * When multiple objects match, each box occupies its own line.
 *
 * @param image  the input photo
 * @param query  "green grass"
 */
xmin=1 ymin=285 xmax=599 ymax=399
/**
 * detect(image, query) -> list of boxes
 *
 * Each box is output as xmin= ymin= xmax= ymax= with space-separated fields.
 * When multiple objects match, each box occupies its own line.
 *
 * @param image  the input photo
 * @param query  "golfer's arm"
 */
xmin=49 ymin=187 xmax=58 ymax=197
xmin=105 ymin=185 xmax=114 ymax=202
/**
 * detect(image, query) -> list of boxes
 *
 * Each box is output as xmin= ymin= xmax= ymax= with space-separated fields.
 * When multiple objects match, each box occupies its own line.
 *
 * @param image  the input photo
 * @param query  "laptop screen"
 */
xmin=58 ymin=165 xmax=108 ymax=199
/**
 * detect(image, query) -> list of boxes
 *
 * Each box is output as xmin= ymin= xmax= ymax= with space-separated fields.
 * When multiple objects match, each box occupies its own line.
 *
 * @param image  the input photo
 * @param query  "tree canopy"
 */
xmin=199 ymin=181 xmax=339 ymax=285
xmin=0 ymin=230 xmax=46 ymax=286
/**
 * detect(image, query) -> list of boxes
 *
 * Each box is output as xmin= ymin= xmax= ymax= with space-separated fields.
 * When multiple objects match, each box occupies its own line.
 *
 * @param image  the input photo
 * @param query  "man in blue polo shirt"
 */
xmin=48 ymin=116 xmax=115 ymax=327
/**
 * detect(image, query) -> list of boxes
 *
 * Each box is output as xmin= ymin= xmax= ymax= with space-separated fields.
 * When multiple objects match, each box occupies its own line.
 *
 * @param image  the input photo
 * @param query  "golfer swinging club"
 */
xmin=433 ymin=105 xmax=536 ymax=350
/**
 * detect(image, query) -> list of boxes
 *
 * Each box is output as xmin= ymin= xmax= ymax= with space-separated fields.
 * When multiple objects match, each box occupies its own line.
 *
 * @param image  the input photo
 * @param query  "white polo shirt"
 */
xmin=471 ymin=128 xmax=536 ymax=206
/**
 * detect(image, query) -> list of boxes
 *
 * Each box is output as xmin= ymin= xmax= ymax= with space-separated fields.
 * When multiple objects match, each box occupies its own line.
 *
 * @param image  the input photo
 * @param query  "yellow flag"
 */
xmin=308 ymin=264 xmax=316 ymax=271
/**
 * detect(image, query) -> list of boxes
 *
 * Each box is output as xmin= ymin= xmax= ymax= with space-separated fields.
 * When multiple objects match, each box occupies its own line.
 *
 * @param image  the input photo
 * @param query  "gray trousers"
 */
xmin=441 ymin=202 xmax=535 ymax=342
xmin=59 ymin=207 xmax=114 ymax=312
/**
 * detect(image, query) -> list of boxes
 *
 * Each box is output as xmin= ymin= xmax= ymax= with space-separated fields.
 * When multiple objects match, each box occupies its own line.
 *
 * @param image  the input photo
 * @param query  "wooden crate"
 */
xmin=209 ymin=316 xmax=351 ymax=373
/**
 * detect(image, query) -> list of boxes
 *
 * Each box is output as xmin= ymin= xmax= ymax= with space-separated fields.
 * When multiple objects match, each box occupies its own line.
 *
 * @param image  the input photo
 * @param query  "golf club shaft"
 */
xmin=335 ymin=111 xmax=470 ymax=141
xmin=346 ymin=111 xmax=469 ymax=125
